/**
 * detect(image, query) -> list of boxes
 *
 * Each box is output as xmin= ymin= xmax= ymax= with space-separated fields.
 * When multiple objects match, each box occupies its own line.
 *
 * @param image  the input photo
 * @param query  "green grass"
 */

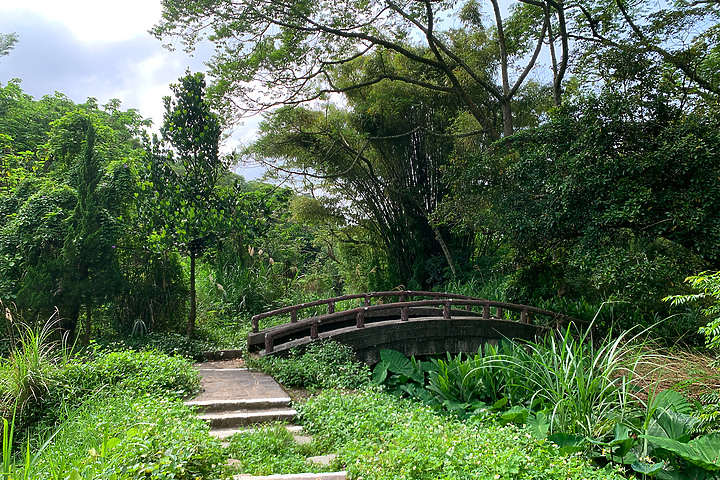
xmin=2 ymin=345 xmax=218 ymax=479
xmin=29 ymin=393 xmax=226 ymax=480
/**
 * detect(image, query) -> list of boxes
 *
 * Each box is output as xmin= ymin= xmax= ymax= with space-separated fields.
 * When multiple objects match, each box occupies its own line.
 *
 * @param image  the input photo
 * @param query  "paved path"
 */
xmin=185 ymin=360 xmax=346 ymax=480
xmin=192 ymin=360 xmax=290 ymax=401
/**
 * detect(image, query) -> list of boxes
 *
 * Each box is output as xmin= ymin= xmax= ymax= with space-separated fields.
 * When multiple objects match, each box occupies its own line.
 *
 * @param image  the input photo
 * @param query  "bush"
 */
xmin=248 ymin=341 xmax=370 ymax=390
xmin=297 ymin=389 xmax=625 ymax=480
xmin=29 ymin=393 xmax=226 ymax=480
xmin=54 ymin=349 xmax=200 ymax=407
xmin=89 ymin=332 xmax=216 ymax=361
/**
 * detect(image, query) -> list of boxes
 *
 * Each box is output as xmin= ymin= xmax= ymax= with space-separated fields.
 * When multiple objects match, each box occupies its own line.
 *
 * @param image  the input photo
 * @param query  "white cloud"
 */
xmin=2 ymin=0 xmax=162 ymax=43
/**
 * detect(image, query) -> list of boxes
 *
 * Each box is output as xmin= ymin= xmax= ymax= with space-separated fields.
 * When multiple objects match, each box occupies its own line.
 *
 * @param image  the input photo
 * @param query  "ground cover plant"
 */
xmin=224 ymin=423 xmax=331 ymax=476
xmin=297 ymin=388 xmax=626 ymax=480
xmin=27 ymin=394 xmax=225 ymax=480
xmin=0 ymin=322 xmax=225 ymax=480
xmin=372 ymin=327 xmax=720 ymax=479
xmin=247 ymin=340 xmax=370 ymax=390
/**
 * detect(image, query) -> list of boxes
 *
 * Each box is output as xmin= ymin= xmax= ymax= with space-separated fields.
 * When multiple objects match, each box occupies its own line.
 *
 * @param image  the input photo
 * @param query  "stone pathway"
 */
xmin=185 ymin=360 xmax=346 ymax=480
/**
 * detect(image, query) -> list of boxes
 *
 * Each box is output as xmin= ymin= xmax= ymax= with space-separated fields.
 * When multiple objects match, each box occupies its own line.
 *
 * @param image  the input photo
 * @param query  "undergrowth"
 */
xmin=247 ymin=340 xmax=370 ymax=390
xmin=297 ymin=388 xmax=625 ymax=480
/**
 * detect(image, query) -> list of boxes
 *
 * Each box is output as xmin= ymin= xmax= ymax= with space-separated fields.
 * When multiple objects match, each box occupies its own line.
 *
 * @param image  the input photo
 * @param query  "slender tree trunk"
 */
xmin=188 ymin=248 xmax=196 ymax=339
xmin=431 ymin=222 xmax=458 ymax=280
xmin=83 ymin=300 xmax=92 ymax=346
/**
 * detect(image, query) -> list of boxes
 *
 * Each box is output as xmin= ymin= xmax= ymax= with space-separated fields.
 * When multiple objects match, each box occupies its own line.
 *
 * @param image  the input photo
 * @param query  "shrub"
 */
xmin=53 ymin=349 xmax=200 ymax=408
xmin=89 ymin=332 xmax=216 ymax=361
xmin=665 ymin=271 xmax=720 ymax=353
xmin=248 ymin=341 xmax=370 ymax=390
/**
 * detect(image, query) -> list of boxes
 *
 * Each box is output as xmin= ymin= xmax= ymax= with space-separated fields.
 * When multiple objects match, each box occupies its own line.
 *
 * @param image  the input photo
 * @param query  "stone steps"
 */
xmin=186 ymin=397 xmax=293 ymax=413
xmin=199 ymin=408 xmax=298 ymax=429
xmin=211 ymin=424 xmax=304 ymax=440
xmin=190 ymin=362 xmax=344 ymax=480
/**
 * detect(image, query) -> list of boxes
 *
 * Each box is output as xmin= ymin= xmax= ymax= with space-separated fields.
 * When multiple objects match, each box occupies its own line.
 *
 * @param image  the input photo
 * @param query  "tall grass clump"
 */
xmin=493 ymin=325 xmax=655 ymax=437
xmin=0 ymin=306 xmax=64 ymax=426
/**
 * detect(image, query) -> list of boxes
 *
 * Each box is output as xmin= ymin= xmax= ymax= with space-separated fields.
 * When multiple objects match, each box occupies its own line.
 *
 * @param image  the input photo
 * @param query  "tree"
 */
xmin=248 ymin=64 xmax=473 ymax=288
xmin=444 ymin=86 xmax=720 ymax=319
xmin=155 ymin=71 xmax=224 ymax=338
xmin=0 ymin=84 xmax=147 ymax=339
xmin=567 ymin=0 xmax=720 ymax=97
xmin=0 ymin=33 xmax=18 ymax=60
xmin=62 ymin=119 xmax=126 ymax=344
xmin=153 ymin=0 xmax=570 ymax=139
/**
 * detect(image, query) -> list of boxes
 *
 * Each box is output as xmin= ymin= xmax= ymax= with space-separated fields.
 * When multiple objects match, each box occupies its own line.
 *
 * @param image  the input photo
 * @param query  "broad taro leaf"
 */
xmin=372 ymin=363 xmax=388 ymax=384
xmin=549 ymin=432 xmax=586 ymax=455
xmin=528 ymin=411 xmax=550 ymax=439
xmin=380 ymin=349 xmax=424 ymax=383
xmin=641 ymin=433 xmax=720 ymax=471
xmin=631 ymin=461 xmax=665 ymax=475
xmin=649 ymin=408 xmax=698 ymax=441
xmin=653 ymin=390 xmax=694 ymax=415
xmin=500 ymin=405 xmax=529 ymax=425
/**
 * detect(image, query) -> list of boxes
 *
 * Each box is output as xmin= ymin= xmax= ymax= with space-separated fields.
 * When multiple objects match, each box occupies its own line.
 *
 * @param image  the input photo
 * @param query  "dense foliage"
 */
xmin=0 ymin=322 xmax=223 ymax=480
xmin=298 ymin=388 xmax=625 ymax=480
xmin=372 ymin=336 xmax=720 ymax=478
xmin=248 ymin=341 xmax=371 ymax=390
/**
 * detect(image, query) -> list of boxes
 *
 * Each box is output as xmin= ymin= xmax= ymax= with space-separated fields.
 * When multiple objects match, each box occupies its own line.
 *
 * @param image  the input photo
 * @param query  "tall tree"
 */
xmin=156 ymin=71 xmax=224 ymax=338
xmin=62 ymin=118 xmax=126 ymax=344
xmin=153 ymin=0 xmax=567 ymax=139
xmin=249 ymin=65 xmax=471 ymax=288
xmin=567 ymin=0 xmax=720 ymax=97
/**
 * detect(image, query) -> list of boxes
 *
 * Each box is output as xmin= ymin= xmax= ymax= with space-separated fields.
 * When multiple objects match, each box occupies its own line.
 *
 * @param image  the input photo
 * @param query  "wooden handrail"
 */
xmin=259 ymin=298 xmax=585 ymax=354
xmin=251 ymin=291 xmax=488 ymax=333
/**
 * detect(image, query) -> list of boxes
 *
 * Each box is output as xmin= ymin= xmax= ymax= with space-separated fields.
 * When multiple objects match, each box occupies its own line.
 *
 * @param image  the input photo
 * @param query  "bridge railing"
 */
xmin=258 ymin=298 xmax=585 ymax=355
xmin=251 ymin=290 xmax=488 ymax=333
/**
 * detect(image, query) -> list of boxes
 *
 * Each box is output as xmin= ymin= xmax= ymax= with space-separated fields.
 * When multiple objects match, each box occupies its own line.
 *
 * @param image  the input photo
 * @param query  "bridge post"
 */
xmin=264 ymin=333 xmax=274 ymax=354
xmin=290 ymin=310 xmax=298 ymax=323
xmin=483 ymin=304 xmax=490 ymax=319
xmin=364 ymin=294 xmax=371 ymax=307
xmin=399 ymin=293 xmax=406 ymax=302
xmin=443 ymin=301 xmax=451 ymax=319
xmin=311 ymin=321 xmax=319 ymax=339
xmin=497 ymin=307 xmax=504 ymax=320
xmin=252 ymin=316 xmax=259 ymax=333
xmin=356 ymin=310 xmax=365 ymax=328
xmin=401 ymin=306 xmax=409 ymax=321
xmin=520 ymin=309 xmax=529 ymax=324
xmin=328 ymin=301 xmax=335 ymax=314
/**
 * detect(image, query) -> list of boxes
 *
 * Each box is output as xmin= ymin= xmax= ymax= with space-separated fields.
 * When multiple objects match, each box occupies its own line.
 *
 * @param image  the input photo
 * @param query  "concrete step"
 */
xmin=186 ymin=397 xmax=292 ymax=413
xmin=210 ymin=422 xmax=304 ymax=440
xmin=200 ymin=408 xmax=298 ymax=428
xmin=232 ymin=473 xmax=347 ymax=480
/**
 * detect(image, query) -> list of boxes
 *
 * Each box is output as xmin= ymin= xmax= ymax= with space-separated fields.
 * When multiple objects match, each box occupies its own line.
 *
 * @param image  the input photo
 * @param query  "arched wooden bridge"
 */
xmin=248 ymin=291 xmax=584 ymax=365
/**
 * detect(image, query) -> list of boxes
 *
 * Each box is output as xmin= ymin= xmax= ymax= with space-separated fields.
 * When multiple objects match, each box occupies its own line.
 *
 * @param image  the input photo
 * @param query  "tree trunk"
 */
xmin=187 ymin=248 xmax=196 ymax=339
xmin=431 ymin=222 xmax=458 ymax=280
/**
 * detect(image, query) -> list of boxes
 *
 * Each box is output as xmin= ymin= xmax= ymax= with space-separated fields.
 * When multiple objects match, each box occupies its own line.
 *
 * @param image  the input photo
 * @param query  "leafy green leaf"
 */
xmin=527 ymin=411 xmax=550 ymax=439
